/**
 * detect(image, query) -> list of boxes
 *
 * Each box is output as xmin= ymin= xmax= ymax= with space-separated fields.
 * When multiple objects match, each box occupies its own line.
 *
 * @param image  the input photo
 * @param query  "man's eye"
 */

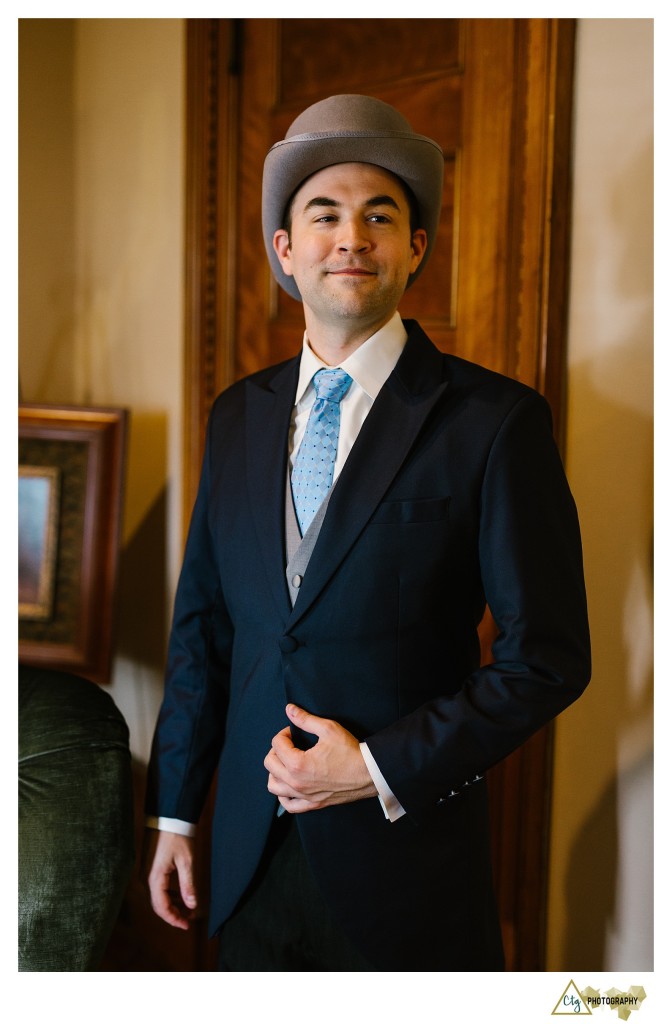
xmin=368 ymin=214 xmax=391 ymax=223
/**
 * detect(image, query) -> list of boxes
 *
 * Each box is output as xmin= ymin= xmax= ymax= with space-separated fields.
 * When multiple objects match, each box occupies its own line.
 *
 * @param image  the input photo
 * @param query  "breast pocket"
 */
xmin=370 ymin=496 xmax=451 ymax=525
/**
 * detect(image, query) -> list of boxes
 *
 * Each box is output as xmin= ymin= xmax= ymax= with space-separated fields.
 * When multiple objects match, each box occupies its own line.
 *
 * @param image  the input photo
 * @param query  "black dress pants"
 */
xmin=218 ymin=812 xmax=375 ymax=971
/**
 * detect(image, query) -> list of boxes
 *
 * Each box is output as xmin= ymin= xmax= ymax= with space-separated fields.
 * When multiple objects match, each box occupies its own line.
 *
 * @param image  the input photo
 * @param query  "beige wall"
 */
xmin=19 ymin=19 xmax=76 ymax=402
xmin=546 ymin=19 xmax=653 ymax=970
xmin=18 ymin=18 xmax=653 ymax=971
xmin=19 ymin=18 xmax=185 ymax=759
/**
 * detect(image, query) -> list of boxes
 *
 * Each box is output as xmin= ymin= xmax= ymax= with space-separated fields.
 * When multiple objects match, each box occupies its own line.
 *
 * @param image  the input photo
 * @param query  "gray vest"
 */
xmin=284 ymin=471 xmax=337 ymax=606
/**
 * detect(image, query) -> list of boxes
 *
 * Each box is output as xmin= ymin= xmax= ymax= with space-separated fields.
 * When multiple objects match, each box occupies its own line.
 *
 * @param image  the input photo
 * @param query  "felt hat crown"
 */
xmin=262 ymin=94 xmax=444 ymax=300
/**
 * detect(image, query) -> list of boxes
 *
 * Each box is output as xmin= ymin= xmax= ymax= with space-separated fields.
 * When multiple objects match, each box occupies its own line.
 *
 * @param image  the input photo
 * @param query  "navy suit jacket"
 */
xmin=146 ymin=320 xmax=590 ymax=969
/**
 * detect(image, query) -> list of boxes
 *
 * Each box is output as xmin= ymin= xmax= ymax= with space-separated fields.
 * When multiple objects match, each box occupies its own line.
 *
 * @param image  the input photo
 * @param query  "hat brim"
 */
xmin=262 ymin=130 xmax=444 ymax=302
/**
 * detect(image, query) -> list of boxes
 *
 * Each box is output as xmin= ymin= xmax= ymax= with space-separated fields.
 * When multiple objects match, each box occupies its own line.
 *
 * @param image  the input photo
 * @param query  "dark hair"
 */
xmin=281 ymin=167 xmax=421 ymax=240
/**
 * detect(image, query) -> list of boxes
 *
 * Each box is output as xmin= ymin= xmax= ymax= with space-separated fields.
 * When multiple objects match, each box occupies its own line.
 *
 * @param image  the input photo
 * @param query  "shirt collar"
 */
xmin=294 ymin=312 xmax=407 ymax=406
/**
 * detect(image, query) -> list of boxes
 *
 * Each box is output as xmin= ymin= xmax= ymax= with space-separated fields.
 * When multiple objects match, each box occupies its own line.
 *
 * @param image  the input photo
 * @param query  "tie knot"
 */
xmin=313 ymin=368 xmax=352 ymax=404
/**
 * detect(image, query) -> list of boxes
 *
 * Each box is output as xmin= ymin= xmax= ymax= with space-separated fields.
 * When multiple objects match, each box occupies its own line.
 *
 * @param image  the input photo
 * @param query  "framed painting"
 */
xmin=18 ymin=405 xmax=128 ymax=685
xmin=19 ymin=465 xmax=61 ymax=620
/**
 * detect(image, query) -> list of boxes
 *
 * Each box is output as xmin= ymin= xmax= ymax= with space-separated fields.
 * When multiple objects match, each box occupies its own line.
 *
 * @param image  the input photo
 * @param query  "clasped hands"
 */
xmin=264 ymin=703 xmax=377 ymax=812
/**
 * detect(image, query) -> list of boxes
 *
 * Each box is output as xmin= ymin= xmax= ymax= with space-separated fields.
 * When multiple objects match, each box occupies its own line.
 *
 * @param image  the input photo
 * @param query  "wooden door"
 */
xmin=178 ymin=16 xmax=575 ymax=971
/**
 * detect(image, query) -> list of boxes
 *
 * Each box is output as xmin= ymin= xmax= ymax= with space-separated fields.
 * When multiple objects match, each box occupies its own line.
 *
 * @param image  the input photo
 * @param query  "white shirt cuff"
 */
xmin=360 ymin=742 xmax=406 ymax=822
xmin=145 ymin=815 xmax=197 ymax=837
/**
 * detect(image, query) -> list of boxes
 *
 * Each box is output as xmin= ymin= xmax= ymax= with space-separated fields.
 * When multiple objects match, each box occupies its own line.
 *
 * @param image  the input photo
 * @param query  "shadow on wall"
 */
xmin=555 ymin=149 xmax=653 ymax=962
xmin=115 ymin=410 xmax=170 ymax=672
xmin=557 ymin=368 xmax=653 ymax=969
xmin=116 ymin=486 xmax=168 ymax=670
xmin=563 ymin=749 xmax=653 ymax=971
xmin=553 ymin=119 xmax=653 ymax=970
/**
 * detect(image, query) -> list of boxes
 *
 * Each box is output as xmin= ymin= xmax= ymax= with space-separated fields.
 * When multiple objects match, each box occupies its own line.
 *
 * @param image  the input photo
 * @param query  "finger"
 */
xmin=286 ymin=703 xmax=333 ymax=738
xmin=176 ymin=854 xmax=198 ymax=912
xmin=264 ymin=746 xmax=296 ymax=779
xmin=267 ymin=770 xmax=306 ymax=801
xmin=150 ymin=871 xmax=192 ymax=930
xmin=268 ymin=729 xmax=307 ymax=776
xmin=278 ymin=793 xmax=324 ymax=814
xmin=270 ymin=726 xmax=296 ymax=758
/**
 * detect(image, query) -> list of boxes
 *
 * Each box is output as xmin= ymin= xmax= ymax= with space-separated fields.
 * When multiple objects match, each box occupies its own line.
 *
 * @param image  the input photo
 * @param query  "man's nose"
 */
xmin=336 ymin=220 xmax=372 ymax=252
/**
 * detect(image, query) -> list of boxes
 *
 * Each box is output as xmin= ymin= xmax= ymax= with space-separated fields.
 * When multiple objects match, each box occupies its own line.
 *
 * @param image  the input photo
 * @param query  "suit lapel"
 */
xmin=287 ymin=323 xmax=449 ymax=627
xmin=245 ymin=356 xmax=300 ymax=621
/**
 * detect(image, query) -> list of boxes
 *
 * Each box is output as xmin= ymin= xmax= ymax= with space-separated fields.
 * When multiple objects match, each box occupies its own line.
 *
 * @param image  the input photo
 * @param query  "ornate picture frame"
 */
xmin=18 ymin=405 xmax=128 ymax=685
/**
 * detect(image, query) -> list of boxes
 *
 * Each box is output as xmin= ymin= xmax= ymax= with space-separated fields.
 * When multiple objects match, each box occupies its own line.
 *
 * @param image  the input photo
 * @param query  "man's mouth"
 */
xmin=327 ymin=267 xmax=377 ymax=276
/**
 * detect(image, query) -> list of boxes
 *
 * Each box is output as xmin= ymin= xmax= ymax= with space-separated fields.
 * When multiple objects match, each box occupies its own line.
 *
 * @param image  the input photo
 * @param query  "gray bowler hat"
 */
xmin=262 ymin=94 xmax=444 ymax=301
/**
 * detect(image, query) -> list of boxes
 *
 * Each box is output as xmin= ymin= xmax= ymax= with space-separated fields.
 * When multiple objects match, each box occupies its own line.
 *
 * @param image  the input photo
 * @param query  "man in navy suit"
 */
xmin=144 ymin=95 xmax=590 ymax=970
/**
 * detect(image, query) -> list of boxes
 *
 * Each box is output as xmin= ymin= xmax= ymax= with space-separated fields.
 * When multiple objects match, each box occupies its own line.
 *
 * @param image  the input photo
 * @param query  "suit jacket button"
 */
xmin=279 ymin=635 xmax=299 ymax=653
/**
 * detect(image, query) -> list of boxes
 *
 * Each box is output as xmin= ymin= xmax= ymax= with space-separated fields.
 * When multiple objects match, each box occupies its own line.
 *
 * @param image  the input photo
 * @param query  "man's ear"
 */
xmin=273 ymin=229 xmax=292 ymax=272
xmin=409 ymin=228 xmax=428 ymax=273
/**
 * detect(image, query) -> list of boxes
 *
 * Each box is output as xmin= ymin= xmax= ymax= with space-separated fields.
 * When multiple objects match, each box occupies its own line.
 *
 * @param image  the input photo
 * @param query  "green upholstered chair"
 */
xmin=18 ymin=666 xmax=135 ymax=971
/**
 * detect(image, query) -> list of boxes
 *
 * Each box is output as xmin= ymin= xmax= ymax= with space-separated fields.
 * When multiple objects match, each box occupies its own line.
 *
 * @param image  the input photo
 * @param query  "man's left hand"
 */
xmin=265 ymin=704 xmax=378 ymax=812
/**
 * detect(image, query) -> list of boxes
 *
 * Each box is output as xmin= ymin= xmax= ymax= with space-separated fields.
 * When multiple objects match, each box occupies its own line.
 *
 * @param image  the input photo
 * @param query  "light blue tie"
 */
xmin=291 ymin=367 xmax=353 ymax=536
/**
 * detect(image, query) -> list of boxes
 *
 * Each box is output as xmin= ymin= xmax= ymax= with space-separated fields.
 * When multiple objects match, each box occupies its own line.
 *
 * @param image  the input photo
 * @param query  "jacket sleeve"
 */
xmin=145 ymin=408 xmax=233 ymax=825
xmin=364 ymin=390 xmax=591 ymax=824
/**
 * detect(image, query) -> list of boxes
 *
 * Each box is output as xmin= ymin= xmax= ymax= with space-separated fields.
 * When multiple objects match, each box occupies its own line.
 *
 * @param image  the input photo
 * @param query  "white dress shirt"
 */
xmin=148 ymin=313 xmax=408 ymax=835
xmin=290 ymin=312 xmax=406 ymax=481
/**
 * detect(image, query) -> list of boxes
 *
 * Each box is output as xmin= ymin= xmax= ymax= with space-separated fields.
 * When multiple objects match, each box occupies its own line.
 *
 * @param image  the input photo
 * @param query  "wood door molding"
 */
xmin=508 ymin=19 xmax=576 ymax=433
xmin=479 ymin=18 xmax=577 ymax=970
xmin=183 ymin=17 xmax=576 ymax=971
xmin=183 ymin=19 xmax=239 ymax=531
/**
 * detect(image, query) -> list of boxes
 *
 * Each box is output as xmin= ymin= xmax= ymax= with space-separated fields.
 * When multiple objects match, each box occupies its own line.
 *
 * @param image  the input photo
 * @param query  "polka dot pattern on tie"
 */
xmin=291 ymin=368 xmax=353 ymax=536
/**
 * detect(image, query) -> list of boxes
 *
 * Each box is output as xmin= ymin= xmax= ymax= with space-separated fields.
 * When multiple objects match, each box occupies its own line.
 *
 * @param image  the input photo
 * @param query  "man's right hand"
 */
xmin=144 ymin=828 xmax=198 ymax=930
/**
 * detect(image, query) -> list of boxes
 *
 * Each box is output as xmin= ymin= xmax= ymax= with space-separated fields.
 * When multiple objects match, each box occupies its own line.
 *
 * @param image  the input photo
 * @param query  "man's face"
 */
xmin=272 ymin=163 xmax=427 ymax=337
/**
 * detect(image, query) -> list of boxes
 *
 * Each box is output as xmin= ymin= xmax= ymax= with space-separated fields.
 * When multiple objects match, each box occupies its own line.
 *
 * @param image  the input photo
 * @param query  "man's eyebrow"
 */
xmin=365 ymin=194 xmax=402 ymax=212
xmin=302 ymin=194 xmax=402 ymax=214
xmin=303 ymin=196 xmax=341 ymax=213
